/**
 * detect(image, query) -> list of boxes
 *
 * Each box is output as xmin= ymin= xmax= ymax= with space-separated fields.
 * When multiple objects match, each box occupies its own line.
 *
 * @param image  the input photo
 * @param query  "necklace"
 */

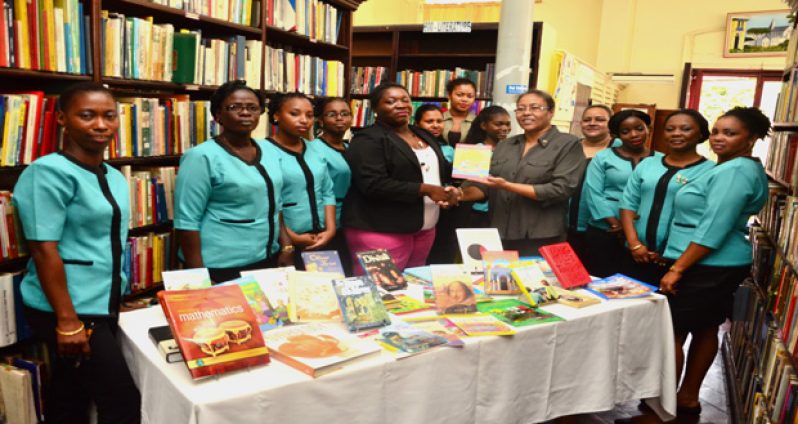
xmin=410 ymin=133 xmax=424 ymax=149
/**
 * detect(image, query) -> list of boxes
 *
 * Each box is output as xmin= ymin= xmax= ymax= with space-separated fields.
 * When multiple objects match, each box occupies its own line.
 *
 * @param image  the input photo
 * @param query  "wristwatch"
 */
xmin=281 ymin=244 xmax=295 ymax=254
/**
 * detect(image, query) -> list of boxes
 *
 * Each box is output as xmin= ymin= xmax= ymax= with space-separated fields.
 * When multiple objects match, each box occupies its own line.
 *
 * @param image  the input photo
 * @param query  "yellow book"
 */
xmin=195 ymin=101 xmax=205 ymax=142
xmin=0 ymin=98 xmax=17 ymax=166
xmin=327 ymin=61 xmax=337 ymax=97
xmin=9 ymin=99 xmax=26 ymax=166
xmin=13 ymin=0 xmax=30 ymax=69
xmin=42 ymin=0 xmax=56 ymax=71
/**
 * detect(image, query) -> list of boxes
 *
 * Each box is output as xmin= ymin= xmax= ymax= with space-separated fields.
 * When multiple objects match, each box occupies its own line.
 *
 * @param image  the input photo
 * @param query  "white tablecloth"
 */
xmin=118 ymin=294 xmax=676 ymax=424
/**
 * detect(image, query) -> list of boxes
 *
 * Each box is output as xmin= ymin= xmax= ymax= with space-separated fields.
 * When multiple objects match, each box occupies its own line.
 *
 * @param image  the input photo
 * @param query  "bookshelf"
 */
xmin=350 ymin=22 xmax=543 ymax=101
xmin=0 ymin=0 xmax=366 ymax=336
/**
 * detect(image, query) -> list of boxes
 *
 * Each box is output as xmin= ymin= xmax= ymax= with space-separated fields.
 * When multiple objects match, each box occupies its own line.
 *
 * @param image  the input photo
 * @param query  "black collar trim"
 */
xmin=57 ymin=151 xmax=107 ymax=174
xmin=213 ymin=137 xmax=262 ymax=166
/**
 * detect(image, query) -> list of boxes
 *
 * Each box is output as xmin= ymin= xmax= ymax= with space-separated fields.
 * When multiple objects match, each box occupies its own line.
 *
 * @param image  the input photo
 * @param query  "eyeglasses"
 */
xmin=323 ymin=111 xmax=352 ymax=118
xmin=515 ymin=105 xmax=550 ymax=113
xmin=224 ymin=104 xmax=261 ymax=113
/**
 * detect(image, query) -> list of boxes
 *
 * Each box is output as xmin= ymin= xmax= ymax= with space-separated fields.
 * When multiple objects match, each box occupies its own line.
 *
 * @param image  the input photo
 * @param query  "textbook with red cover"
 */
xmin=538 ymin=242 xmax=591 ymax=289
xmin=157 ymin=285 xmax=270 ymax=379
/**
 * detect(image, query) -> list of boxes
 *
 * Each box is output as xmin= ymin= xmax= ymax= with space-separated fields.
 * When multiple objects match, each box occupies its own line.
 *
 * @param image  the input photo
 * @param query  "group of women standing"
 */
xmin=11 ymin=76 xmax=771 ymax=421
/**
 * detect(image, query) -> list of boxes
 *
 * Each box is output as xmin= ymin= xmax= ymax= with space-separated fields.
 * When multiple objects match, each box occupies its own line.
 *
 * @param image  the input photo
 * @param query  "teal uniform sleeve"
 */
xmin=584 ymin=153 xmax=616 ymax=221
xmin=14 ymin=163 xmax=71 ymax=241
xmin=692 ymin=169 xmax=756 ymax=249
xmin=620 ymin=165 xmax=643 ymax=212
xmin=320 ymin=164 xmax=336 ymax=207
xmin=441 ymin=145 xmax=455 ymax=163
xmin=174 ymin=150 xmax=212 ymax=231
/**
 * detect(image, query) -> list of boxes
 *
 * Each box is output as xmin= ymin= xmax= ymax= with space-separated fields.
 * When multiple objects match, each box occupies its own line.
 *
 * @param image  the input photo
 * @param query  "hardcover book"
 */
xmin=477 ymin=299 xmax=563 ymax=327
xmin=482 ymin=250 xmax=521 ymax=294
xmin=512 ymin=264 xmax=559 ymax=307
xmin=456 ymin=228 xmax=503 ymax=273
xmin=241 ymin=267 xmax=296 ymax=324
xmin=161 ymin=268 xmax=212 ymax=291
xmin=301 ymin=250 xmax=345 ymax=276
xmin=376 ymin=322 xmax=449 ymax=357
xmin=220 ymin=275 xmax=279 ymax=331
xmin=539 ymin=242 xmax=592 ymax=289
xmin=430 ymin=264 xmax=478 ymax=314
xmin=262 ymin=322 xmax=381 ymax=378
xmin=331 ymin=276 xmax=391 ymax=332
xmin=554 ymin=287 xmax=602 ymax=308
xmin=157 ymin=285 xmax=270 ymax=379
xmin=452 ymin=143 xmax=492 ymax=180
xmin=148 ymin=325 xmax=183 ymax=363
xmin=446 ymin=313 xmax=516 ymax=336
xmin=357 ymin=249 xmax=408 ymax=291
xmin=586 ymin=273 xmax=657 ymax=300
xmin=287 ymin=271 xmax=342 ymax=322
xmin=403 ymin=316 xmax=466 ymax=348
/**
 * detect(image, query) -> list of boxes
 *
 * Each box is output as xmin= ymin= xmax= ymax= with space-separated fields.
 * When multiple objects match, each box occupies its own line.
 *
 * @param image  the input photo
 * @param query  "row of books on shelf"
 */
xmin=0 ymin=191 xmax=25 ymax=261
xmin=126 ymin=231 xmax=173 ymax=294
xmin=120 ymin=166 xmax=176 ymax=228
xmin=774 ymin=67 xmax=798 ymax=124
xmin=350 ymin=66 xmax=388 ymax=95
xmin=264 ymin=46 xmax=345 ymax=96
xmin=766 ymin=132 xmax=798 ymax=186
xmin=349 ymin=98 xmax=493 ymax=128
xmin=0 ymin=356 xmax=43 ymax=424
xmin=266 ymin=0 xmax=343 ymax=44
xmin=0 ymin=0 xmax=90 ymax=74
xmin=395 ymin=65 xmax=495 ymax=99
xmin=149 ymin=0 xmax=262 ymax=28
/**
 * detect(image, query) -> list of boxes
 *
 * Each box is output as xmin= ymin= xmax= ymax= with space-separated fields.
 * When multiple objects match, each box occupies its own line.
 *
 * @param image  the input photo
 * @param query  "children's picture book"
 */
xmin=357 ymin=249 xmax=408 ymax=291
xmin=376 ymin=322 xmax=449 ymax=357
xmin=161 ymin=268 xmax=212 ymax=291
xmin=242 ymin=267 xmax=296 ymax=324
xmin=301 ymin=250 xmax=345 ymax=276
xmin=586 ymin=273 xmax=657 ymax=300
xmin=539 ymin=242 xmax=592 ymax=289
xmin=403 ymin=266 xmax=433 ymax=284
xmin=452 ymin=143 xmax=493 ymax=180
xmin=262 ymin=322 xmax=381 ymax=378
xmin=477 ymin=299 xmax=563 ymax=327
xmin=446 ymin=313 xmax=516 ymax=336
xmin=512 ymin=264 xmax=558 ymax=307
xmin=287 ymin=271 xmax=342 ymax=322
xmin=482 ymin=250 xmax=520 ymax=294
xmin=519 ymin=256 xmax=561 ymax=286
xmin=220 ymin=275 xmax=279 ymax=331
xmin=332 ymin=276 xmax=391 ymax=332
xmin=383 ymin=294 xmax=433 ymax=315
xmin=157 ymin=285 xmax=270 ymax=379
xmin=554 ymin=287 xmax=602 ymax=308
xmin=456 ymin=228 xmax=503 ymax=273
xmin=430 ymin=265 xmax=478 ymax=314
xmin=403 ymin=316 xmax=466 ymax=348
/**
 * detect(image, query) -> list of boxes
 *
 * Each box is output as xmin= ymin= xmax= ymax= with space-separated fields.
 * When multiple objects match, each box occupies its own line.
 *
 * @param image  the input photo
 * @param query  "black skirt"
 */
xmin=666 ymin=264 xmax=750 ymax=333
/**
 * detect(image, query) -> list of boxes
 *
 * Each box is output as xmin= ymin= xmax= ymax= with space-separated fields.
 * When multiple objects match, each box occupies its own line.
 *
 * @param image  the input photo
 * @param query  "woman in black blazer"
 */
xmin=343 ymin=83 xmax=456 ymax=274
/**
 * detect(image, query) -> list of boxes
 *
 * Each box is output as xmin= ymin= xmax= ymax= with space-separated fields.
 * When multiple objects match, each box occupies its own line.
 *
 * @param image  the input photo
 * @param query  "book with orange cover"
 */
xmin=538 ymin=242 xmax=591 ymax=289
xmin=157 ymin=285 xmax=270 ymax=379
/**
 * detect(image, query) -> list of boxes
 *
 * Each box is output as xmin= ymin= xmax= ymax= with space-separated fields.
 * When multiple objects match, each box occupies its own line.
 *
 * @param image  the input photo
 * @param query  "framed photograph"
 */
xmin=724 ymin=10 xmax=793 ymax=58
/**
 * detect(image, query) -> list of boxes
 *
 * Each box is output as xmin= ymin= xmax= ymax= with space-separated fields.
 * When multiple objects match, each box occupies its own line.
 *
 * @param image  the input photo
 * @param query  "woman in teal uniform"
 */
xmin=661 ymin=107 xmax=770 ymax=416
xmin=313 ymin=96 xmax=353 ymax=274
xmin=175 ymin=80 xmax=291 ymax=283
xmin=583 ymin=109 xmax=660 ymax=277
xmin=13 ymin=82 xmax=140 ymax=423
xmin=264 ymin=93 xmax=336 ymax=269
xmin=620 ymin=109 xmax=714 ymax=286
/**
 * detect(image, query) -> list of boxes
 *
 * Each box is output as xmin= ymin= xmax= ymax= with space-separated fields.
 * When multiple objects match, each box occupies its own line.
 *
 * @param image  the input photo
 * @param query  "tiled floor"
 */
xmin=546 ymin=326 xmax=731 ymax=424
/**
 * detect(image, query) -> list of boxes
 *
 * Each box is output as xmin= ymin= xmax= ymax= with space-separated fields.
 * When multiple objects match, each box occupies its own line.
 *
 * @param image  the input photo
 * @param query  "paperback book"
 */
xmin=157 ymin=285 xmax=270 ymax=379
xmin=241 ymin=267 xmax=295 ymax=324
xmin=357 ymin=249 xmax=408 ymax=291
xmin=452 ymin=143 xmax=492 ymax=180
xmin=403 ymin=316 xmax=466 ymax=348
xmin=554 ymin=287 xmax=602 ymax=308
xmin=376 ymin=322 xmax=449 ymax=358
xmin=431 ymin=265 xmax=477 ymax=314
xmin=262 ymin=322 xmax=381 ymax=378
xmin=456 ymin=228 xmax=503 ymax=273
xmin=383 ymin=294 xmax=433 ymax=315
xmin=482 ymin=250 xmax=521 ymax=294
xmin=539 ymin=242 xmax=591 ymax=289
xmin=287 ymin=271 xmax=343 ymax=322
xmin=446 ymin=313 xmax=516 ymax=336
xmin=301 ymin=250 xmax=345 ymax=276
xmin=161 ymin=268 xmax=212 ymax=291
xmin=586 ymin=273 xmax=657 ymax=300
xmin=332 ymin=276 xmax=391 ymax=332
xmin=477 ymin=299 xmax=563 ymax=327
xmin=221 ymin=275 xmax=279 ymax=331
xmin=512 ymin=264 xmax=559 ymax=307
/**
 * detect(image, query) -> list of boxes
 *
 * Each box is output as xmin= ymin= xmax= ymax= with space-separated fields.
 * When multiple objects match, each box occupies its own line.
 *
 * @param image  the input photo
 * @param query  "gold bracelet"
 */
xmin=629 ymin=244 xmax=644 ymax=251
xmin=55 ymin=322 xmax=85 ymax=336
xmin=669 ymin=266 xmax=683 ymax=274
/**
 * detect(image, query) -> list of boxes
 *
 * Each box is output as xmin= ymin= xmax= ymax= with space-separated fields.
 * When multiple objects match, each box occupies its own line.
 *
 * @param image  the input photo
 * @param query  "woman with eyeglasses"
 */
xmin=458 ymin=89 xmax=585 ymax=255
xmin=175 ymin=81 xmax=292 ymax=283
xmin=312 ymin=97 xmax=353 ymax=274
xmin=264 ymin=92 xmax=336 ymax=269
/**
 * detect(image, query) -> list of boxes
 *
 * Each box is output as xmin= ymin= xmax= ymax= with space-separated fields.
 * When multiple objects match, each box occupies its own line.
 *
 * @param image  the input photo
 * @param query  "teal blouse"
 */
xmin=584 ymin=147 xmax=662 ymax=230
xmin=663 ymin=157 xmax=768 ymax=266
xmin=263 ymin=138 xmax=336 ymax=234
xmin=14 ymin=153 xmax=130 ymax=316
xmin=312 ymin=138 xmax=351 ymax=228
xmin=174 ymin=139 xmax=283 ymax=268
xmin=620 ymin=156 xmax=714 ymax=253
xmin=569 ymin=138 xmax=622 ymax=232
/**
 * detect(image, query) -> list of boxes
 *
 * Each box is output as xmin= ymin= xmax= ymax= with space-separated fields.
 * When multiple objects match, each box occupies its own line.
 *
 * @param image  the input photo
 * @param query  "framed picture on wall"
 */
xmin=724 ymin=10 xmax=793 ymax=58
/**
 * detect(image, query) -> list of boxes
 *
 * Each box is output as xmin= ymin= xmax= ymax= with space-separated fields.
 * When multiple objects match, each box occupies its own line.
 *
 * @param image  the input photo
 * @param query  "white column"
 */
xmin=492 ymin=0 xmax=535 ymax=134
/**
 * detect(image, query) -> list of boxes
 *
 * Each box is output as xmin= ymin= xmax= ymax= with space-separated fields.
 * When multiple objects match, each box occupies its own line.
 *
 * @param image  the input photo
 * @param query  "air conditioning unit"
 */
xmin=609 ymin=73 xmax=675 ymax=83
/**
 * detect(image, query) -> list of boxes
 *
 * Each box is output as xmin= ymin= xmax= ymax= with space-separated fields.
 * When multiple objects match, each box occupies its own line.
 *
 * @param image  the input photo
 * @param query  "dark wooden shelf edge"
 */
xmin=106 ymin=155 xmax=181 ymax=167
xmin=774 ymin=123 xmax=798 ymax=131
xmin=103 ymin=77 xmax=220 ymax=93
xmin=399 ymin=53 xmax=496 ymax=58
xmin=265 ymin=25 xmax=348 ymax=53
xmin=128 ymin=221 xmax=173 ymax=237
xmin=124 ymin=283 xmax=164 ymax=301
xmin=352 ymin=53 xmax=393 ymax=58
xmin=721 ymin=335 xmax=743 ymax=424
xmin=0 ymin=256 xmax=29 ymax=271
xmin=350 ymin=93 xmax=491 ymax=102
xmin=0 ymin=68 xmax=91 ymax=81
xmin=765 ymin=170 xmax=791 ymax=190
xmin=109 ymin=0 xmax=262 ymax=36
xmin=760 ymin=227 xmax=798 ymax=289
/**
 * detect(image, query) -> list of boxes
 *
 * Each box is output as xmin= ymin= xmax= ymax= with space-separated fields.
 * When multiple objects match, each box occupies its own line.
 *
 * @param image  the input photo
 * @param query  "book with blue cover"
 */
xmin=331 ymin=276 xmax=391 ymax=332
xmin=586 ymin=273 xmax=657 ymax=300
xmin=301 ymin=250 xmax=345 ymax=276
